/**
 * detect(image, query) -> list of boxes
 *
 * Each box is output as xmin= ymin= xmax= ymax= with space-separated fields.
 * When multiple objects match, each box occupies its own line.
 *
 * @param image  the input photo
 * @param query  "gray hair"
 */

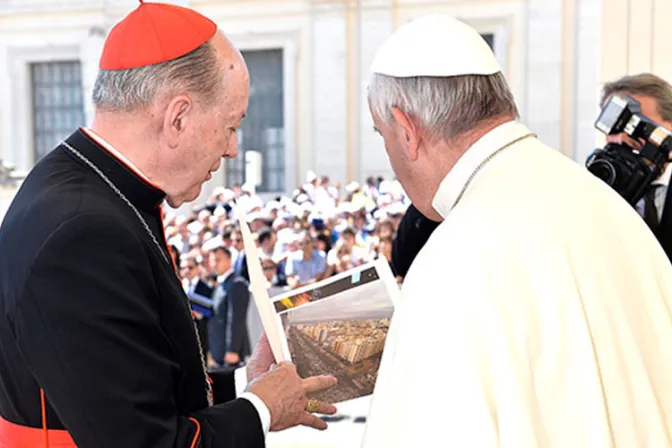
xmin=92 ymin=39 xmax=223 ymax=111
xmin=600 ymin=73 xmax=672 ymax=122
xmin=368 ymin=72 xmax=519 ymax=141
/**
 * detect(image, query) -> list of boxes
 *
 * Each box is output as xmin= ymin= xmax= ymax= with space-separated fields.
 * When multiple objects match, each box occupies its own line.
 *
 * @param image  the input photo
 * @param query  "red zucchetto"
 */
xmin=99 ymin=0 xmax=218 ymax=71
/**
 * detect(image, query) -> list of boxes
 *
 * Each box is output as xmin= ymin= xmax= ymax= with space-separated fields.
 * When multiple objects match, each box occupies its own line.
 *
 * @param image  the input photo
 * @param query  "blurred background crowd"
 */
xmin=166 ymin=171 xmax=409 ymax=369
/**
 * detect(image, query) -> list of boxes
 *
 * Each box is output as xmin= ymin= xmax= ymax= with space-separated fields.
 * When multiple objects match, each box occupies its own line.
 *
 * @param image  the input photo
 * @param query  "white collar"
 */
xmin=431 ymin=121 xmax=535 ymax=219
xmin=82 ymin=127 xmax=152 ymax=184
xmin=217 ymin=268 xmax=234 ymax=284
xmin=653 ymin=163 xmax=672 ymax=187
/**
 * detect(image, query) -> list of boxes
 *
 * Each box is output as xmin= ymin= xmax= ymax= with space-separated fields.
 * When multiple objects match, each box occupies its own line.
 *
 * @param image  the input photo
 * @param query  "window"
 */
xmin=31 ymin=61 xmax=85 ymax=162
xmin=226 ymin=49 xmax=285 ymax=192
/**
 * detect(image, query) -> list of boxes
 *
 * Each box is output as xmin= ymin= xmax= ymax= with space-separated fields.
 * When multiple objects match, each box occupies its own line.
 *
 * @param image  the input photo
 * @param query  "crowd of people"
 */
xmin=164 ymin=172 xmax=410 ymax=368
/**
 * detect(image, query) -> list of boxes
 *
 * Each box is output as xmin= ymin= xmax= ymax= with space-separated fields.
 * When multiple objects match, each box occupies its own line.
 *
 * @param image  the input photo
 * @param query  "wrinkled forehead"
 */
xmin=211 ymin=33 xmax=250 ymax=110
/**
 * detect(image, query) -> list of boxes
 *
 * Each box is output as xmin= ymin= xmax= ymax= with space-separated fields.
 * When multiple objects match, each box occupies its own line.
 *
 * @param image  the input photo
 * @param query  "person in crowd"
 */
xmin=326 ymin=227 xmax=367 ymax=268
xmin=231 ymin=229 xmax=249 ymax=280
xmin=257 ymin=227 xmax=277 ymax=258
xmin=361 ymin=14 xmax=672 ymax=447
xmin=325 ymin=242 xmax=356 ymax=277
xmin=247 ymin=255 xmax=288 ymax=348
xmin=376 ymin=218 xmax=396 ymax=241
xmin=181 ymin=255 xmax=214 ymax=356
xmin=0 ymin=3 xmax=337 ymax=447
xmin=314 ymin=232 xmax=333 ymax=255
xmin=285 ymin=232 xmax=327 ymax=287
xmin=208 ymin=246 xmax=251 ymax=368
xmin=600 ymin=73 xmax=672 ymax=261
xmin=375 ymin=236 xmax=394 ymax=271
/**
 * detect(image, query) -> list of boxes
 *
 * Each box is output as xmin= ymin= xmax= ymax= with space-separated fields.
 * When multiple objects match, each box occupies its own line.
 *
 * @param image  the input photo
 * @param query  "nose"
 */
xmin=225 ymin=138 xmax=239 ymax=159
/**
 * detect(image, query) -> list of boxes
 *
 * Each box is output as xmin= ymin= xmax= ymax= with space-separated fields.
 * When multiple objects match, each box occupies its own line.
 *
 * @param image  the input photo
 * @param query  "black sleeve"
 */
xmin=208 ymin=368 xmax=237 ymax=405
xmin=392 ymin=204 xmax=441 ymax=277
xmin=226 ymin=280 xmax=250 ymax=355
xmin=12 ymin=214 xmax=264 ymax=448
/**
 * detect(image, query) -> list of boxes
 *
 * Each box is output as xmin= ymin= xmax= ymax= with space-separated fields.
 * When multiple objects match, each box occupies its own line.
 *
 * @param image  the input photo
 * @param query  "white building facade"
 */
xmin=0 ymin=0 xmax=669 ymax=199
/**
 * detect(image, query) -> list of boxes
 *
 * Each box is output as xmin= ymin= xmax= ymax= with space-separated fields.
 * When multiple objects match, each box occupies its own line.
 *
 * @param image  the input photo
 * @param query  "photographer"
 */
xmin=600 ymin=73 xmax=672 ymax=260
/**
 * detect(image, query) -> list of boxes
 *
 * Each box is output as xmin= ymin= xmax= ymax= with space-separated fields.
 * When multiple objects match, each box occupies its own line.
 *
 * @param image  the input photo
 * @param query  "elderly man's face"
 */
xmin=161 ymin=33 xmax=250 ymax=207
xmin=369 ymin=104 xmax=423 ymax=211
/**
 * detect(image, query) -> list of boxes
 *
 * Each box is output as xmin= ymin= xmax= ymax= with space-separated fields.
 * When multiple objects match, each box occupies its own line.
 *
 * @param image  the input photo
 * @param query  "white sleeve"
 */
xmin=239 ymin=392 xmax=271 ymax=435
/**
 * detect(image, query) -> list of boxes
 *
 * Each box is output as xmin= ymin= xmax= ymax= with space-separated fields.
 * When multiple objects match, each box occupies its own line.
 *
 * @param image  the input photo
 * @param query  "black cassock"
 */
xmin=0 ymin=129 xmax=264 ymax=447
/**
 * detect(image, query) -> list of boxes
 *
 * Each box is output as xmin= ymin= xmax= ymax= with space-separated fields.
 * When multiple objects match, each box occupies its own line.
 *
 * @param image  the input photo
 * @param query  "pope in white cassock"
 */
xmin=362 ymin=15 xmax=672 ymax=447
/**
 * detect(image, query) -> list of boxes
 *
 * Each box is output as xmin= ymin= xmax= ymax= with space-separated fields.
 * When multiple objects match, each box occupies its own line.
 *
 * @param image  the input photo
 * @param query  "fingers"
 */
xmin=247 ymin=339 xmax=283 ymax=383
xmin=302 ymin=375 xmax=338 ymax=394
xmin=266 ymin=361 xmax=294 ymax=377
xmin=309 ymin=400 xmax=337 ymax=415
xmin=274 ymin=361 xmax=295 ymax=371
xmin=258 ymin=332 xmax=270 ymax=349
xmin=299 ymin=412 xmax=328 ymax=431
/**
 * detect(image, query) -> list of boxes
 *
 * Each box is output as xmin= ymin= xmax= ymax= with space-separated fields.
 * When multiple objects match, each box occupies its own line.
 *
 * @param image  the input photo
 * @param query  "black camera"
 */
xmin=586 ymin=94 xmax=672 ymax=205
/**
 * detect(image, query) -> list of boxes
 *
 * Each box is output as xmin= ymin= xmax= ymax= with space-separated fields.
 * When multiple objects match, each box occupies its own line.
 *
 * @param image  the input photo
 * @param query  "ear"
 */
xmin=163 ymin=95 xmax=193 ymax=148
xmin=390 ymin=107 xmax=420 ymax=161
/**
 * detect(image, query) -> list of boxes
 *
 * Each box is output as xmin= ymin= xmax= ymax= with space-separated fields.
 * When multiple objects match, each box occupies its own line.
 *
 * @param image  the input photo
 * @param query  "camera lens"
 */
xmin=587 ymin=159 xmax=617 ymax=185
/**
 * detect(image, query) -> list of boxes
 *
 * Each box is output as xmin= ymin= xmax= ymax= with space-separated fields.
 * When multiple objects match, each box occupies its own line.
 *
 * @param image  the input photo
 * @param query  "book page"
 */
xmin=270 ymin=258 xmax=399 ymax=404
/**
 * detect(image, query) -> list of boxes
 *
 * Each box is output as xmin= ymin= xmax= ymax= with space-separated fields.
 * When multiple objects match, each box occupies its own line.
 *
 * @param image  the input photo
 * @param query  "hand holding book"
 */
xmin=244 ymin=331 xmax=339 ymax=431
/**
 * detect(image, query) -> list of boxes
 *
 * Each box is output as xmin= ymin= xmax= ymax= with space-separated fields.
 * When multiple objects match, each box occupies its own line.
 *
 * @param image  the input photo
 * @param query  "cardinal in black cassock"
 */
xmin=0 ymin=2 xmax=270 ymax=448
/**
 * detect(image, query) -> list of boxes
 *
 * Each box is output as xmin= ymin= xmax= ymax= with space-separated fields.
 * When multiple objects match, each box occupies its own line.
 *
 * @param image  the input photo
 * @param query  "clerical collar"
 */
xmin=81 ymin=128 xmax=152 ymax=185
xmin=63 ymin=129 xmax=166 ymax=212
xmin=431 ymin=121 xmax=534 ymax=219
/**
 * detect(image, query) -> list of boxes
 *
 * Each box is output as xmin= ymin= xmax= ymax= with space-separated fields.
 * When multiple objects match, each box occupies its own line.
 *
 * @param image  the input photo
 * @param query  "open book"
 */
xmin=238 ymin=209 xmax=400 ymax=404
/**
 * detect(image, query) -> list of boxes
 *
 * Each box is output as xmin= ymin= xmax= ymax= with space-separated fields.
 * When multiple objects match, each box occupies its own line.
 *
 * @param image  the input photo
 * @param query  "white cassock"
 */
xmin=362 ymin=121 xmax=672 ymax=447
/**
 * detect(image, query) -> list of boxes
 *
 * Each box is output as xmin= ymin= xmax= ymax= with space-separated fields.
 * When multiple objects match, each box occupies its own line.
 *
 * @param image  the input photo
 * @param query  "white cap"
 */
xmin=212 ymin=186 xmax=227 ymax=197
xmin=371 ymin=15 xmax=501 ymax=78
xmin=345 ymin=181 xmax=360 ymax=193
xmin=241 ymin=182 xmax=255 ymax=194
xmin=373 ymin=209 xmax=388 ymax=220
xmin=265 ymin=200 xmax=281 ymax=212
xmin=186 ymin=220 xmax=204 ymax=235
xmin=202 ymin=235 xmax=224 ymax=253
